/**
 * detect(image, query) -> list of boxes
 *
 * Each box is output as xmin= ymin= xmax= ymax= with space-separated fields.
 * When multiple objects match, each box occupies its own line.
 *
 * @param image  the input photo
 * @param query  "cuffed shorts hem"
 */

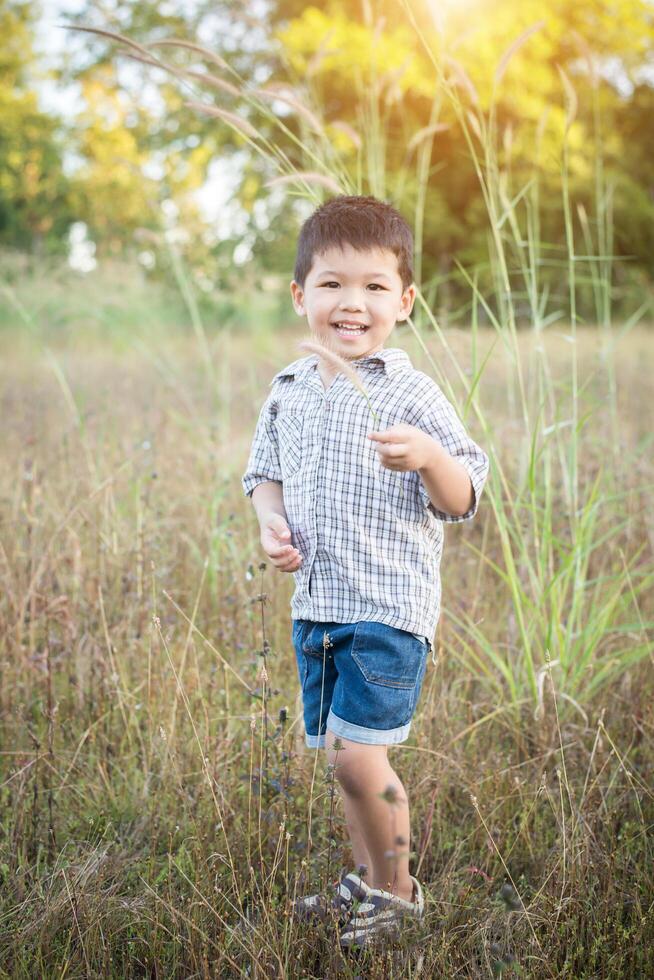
xmin=305 ymin=708 xmax=412 ymax=749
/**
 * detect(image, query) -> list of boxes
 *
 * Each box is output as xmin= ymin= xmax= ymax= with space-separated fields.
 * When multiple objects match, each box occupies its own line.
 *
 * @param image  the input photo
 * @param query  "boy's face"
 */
xmin=290 ymin=244 xmax=416 ymax=360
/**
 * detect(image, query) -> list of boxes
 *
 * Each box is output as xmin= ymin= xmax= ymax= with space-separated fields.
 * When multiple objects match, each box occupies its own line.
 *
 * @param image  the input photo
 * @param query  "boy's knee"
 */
xmin=325 ymin=733 xmax=389 ymax=794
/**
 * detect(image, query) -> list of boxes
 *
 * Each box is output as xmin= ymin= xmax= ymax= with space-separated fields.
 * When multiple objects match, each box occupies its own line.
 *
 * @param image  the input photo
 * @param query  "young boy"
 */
xmin=241 ymin=195 xmax=489 ymax=948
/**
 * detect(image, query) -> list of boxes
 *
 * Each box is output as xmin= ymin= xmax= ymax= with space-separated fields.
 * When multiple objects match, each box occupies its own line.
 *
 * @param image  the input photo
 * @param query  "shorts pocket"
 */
xmin=291 ymin=624 xmax=309 ymax=690
xmin=351 ymin=621 xmax=427 ymax=689
xmin=274 ymin=409 xmax=304 ymax=479
xmin=297 ymin=654 xmax=309 ymax=692
xmin=302 ymin=624 xmax=335 ymax=658
xmin=411 ymin=632 xmax=431 ymax=652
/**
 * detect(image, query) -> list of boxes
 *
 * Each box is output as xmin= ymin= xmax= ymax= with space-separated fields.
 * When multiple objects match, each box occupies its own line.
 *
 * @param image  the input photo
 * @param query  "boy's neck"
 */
xmin=347 ymin=345 xmax=386 ymax=362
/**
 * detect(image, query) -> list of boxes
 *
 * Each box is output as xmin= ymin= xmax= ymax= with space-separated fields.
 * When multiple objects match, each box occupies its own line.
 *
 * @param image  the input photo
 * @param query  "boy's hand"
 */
xmin=260 ymin=514 xmax=303 ymax=573
xmin=367 ymin=424 xmax=434 ymax=472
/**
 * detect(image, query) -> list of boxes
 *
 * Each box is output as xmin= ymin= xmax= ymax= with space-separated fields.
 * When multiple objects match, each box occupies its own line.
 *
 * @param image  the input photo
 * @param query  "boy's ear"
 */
xmin=397 ymin=283 xmax=417 ymax=321
xmin=290 ymin=280 xmax=305 ymax=316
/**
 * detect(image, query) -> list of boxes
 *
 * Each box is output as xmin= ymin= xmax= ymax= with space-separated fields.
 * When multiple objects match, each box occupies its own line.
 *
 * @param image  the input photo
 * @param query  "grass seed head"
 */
xmin=297 ymin=338 xmax=369 ymax=399
xmin=254 ymin=87 xmax=324 ymax=133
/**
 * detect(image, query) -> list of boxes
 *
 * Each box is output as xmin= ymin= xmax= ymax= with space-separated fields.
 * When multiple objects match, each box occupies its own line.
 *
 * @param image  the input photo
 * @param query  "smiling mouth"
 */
xmin=331 ymin=322 xmax=369 ymax=335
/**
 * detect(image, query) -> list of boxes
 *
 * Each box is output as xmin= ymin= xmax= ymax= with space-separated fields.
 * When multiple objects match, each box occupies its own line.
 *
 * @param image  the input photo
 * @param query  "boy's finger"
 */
xmin=277 ymin=554 xmax=302 ymax=571
xmin=381 ymin=443 xmax=407 ymax=457
xmin=269 ymin=544 xmax=295 ymax=557
xmin=368 ymin=428 xmax=402 ymax=442
xmin=265 ymin=542 xmax=288 ymax=556
xmin=377 ymin=446 xmax=405 ymax=466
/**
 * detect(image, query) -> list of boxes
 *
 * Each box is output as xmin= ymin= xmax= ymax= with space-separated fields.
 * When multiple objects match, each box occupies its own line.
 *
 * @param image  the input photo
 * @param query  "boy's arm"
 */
xmin=250 ymin=481 xmax=302 ymax=572
xmin=241 ymin=394 xmax=302 ymax=572
xmin=251 ymin=480 xmax=287 ymax=526
xmin=242 ymin=389 xmax=283 ymax=497
xmin=410 ymin=379 xmax=490 ymax=523
xmin=417 ymin=443 xmax=475 ymax=518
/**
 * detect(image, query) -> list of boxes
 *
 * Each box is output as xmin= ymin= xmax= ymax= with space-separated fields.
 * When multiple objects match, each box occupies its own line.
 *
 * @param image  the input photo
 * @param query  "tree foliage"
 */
xmin=0 ymin=0 xmax=76 ymax=251
xmin=1 ymin=0 xmax=653 ymax=309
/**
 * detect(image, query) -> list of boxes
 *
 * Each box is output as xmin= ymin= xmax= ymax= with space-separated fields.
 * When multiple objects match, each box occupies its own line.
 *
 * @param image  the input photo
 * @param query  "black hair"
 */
xmin=293 ymin=195 xmax=414 ymax=289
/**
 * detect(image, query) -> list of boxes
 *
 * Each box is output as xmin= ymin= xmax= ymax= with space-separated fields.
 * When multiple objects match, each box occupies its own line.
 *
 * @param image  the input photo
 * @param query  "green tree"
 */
xmin=0 ymin=0 xmax=75 ymax=253
xmin=60 ymin=1 xmax=248 ymax=262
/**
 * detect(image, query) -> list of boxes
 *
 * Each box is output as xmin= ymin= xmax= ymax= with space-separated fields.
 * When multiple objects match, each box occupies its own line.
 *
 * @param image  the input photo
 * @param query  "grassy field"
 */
xmin=0 ymin=272 xmax=652 ymax=977
xmin=3 ymin=7 xmax=653 ymax=974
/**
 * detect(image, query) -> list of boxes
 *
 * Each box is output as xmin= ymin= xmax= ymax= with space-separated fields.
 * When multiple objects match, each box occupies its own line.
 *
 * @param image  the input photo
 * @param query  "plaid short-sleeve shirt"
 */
xmin=241 ymin=347 xmax=489 ymax=643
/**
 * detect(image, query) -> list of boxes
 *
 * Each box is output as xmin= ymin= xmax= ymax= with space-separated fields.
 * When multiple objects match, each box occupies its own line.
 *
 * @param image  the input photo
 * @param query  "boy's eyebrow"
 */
xmin=317 ymin=270 xmax=393 ymax=280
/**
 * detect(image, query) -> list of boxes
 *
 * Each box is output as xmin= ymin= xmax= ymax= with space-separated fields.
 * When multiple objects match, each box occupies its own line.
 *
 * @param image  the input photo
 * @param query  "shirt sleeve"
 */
xmin=241 ymin=389 xmax=283 ymax=497
xmin=410 ymin=379 xmax=489 ymax=523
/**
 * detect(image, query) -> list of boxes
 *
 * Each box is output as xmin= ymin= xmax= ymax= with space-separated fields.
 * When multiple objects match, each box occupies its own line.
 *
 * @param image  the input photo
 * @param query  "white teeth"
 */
xmin=334 ymin=324 xmax=366 ymax=333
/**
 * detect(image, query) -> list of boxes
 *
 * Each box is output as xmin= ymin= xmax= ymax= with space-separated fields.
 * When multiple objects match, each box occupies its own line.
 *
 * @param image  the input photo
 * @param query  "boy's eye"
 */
xmin=319 ymin=282 xmax=386 ymax=290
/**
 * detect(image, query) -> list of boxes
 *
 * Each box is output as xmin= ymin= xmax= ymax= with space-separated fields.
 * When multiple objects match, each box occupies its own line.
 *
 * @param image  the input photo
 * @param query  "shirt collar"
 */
xmin=270 ymin=347 xmax=413 ymax=385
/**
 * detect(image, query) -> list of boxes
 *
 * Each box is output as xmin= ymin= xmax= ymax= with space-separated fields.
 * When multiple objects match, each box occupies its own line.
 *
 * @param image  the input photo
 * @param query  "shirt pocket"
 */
xmin=273 ymin=408 xmax=305 ymax=479
xmin=378 ymin=464 xmax=424 ymax=523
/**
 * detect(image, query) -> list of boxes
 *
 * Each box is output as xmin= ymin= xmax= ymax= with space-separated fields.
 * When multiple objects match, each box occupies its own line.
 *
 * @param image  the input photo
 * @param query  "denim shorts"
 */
xmin=291 ymin=619 xmax=431 ymax=748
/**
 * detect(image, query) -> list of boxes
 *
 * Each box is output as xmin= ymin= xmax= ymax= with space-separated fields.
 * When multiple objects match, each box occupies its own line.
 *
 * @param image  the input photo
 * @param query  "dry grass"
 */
xmin=0 ymin=323 xmax=652 ymax=977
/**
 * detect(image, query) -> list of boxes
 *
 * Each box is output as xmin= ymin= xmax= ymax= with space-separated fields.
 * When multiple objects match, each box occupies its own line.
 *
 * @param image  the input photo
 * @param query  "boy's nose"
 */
xmin=339 ymin=295 xmax=366 ymax=311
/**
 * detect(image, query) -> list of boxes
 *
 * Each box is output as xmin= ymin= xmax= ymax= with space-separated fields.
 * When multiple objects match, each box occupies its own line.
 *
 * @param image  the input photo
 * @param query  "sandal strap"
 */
xmin=336 ymin=872 xmax=369 ymax=904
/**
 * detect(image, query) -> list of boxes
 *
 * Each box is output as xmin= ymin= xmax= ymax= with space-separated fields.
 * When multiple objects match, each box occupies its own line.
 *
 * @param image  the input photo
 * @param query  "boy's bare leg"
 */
xmin=325 ymin=729 xmax=414 ymax=901
xmin=336 ymin=783 xmax=372 ymax=874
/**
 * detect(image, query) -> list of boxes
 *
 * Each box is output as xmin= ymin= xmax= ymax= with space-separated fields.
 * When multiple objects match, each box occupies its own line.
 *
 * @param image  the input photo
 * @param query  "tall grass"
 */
xmin=69 ymin=13 xmax=654 ymax=712
xmin=0 ymin=324 xmax=651 ymax=976
xmin=396 ymin=17 xmax=654 ymax=710
xmin=0 ymin=11 xmax=651 ymax=978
